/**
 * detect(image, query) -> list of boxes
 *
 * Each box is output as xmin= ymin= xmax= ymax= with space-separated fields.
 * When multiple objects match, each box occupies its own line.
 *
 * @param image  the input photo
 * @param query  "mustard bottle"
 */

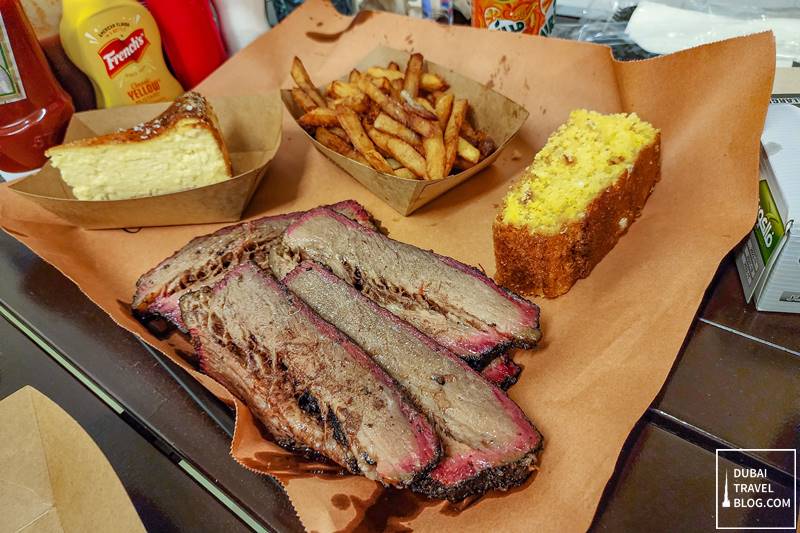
xmin=60 ymin=0 xmax=183 ymax=108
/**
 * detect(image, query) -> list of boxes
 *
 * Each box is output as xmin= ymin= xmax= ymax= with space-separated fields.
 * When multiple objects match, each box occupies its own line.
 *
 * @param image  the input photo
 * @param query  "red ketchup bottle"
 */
xmin=0 ymin=0 xmax=74 ymax=175
xmin=145 ymin=0 xmax=228 ymax=89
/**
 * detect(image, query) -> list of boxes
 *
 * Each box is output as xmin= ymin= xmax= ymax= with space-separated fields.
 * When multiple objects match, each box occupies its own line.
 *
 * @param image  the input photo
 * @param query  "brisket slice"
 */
xmin=132 ymin=200 xmax=374 ymax=330
xmin=273 ymin=207 xmax=542 ymax=368
xmin=480 ymin=355 xmax=522 ymax=391
xmin=283 ymin=262 xmax=542 ymax=500
xmin=180 ymin=263 xmax=440 ymax=486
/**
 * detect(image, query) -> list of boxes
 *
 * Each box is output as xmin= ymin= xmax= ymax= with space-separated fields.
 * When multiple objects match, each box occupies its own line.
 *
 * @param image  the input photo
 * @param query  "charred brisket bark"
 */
xmin=132 ymin=200 xmax=374 ymax=330
xmin=180 ymin=262 xmax=440 ymax=486
xmin=273 ymin=207 xmax=542 ymax=368
xmin=283 ymin=262 xmax=542 ymax=500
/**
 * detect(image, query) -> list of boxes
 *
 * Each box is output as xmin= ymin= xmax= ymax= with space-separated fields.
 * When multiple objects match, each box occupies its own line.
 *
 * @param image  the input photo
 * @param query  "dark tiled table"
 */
xmin=0 ymin=230 xmax=797 ymax=532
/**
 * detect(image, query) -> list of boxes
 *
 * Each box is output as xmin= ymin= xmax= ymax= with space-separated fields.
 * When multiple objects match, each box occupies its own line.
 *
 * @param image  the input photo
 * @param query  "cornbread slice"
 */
xmin=46 ymin=92 xmax=232 ymax=201
xmin=493 ymin=109 xmax=660 ymax=297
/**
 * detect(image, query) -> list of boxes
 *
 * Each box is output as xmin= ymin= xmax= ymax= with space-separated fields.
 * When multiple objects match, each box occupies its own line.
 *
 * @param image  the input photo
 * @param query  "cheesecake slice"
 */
xmin=47 ymin=92 xmax=232 ymax=201
xmin=493 ymin=109 xmax=660 ymax=297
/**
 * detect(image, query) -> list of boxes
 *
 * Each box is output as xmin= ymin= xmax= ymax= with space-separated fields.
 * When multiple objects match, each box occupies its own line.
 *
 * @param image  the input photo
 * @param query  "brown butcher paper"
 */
xmin=0 ymin=1 xmax=775 ymax=531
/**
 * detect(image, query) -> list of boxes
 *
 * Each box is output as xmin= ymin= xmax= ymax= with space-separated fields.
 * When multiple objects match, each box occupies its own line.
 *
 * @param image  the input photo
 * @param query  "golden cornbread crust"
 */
xmin=47 ymin=92 xmax=232 ymax=176
xmin=493 ymin=135 xmax=661 ymax=298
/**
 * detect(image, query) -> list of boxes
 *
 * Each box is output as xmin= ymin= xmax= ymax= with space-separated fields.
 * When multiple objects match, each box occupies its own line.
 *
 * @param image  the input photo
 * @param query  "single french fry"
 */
xmin=460 ymin=119 xmax=497 ymax=158
xmin=367 ymin=127 xmax=428 ymax=179
xmin=298 ymin=107 xmax=339 ymax=128
xmin=393 ymin=167 xmax=418 ymax=180
xmin=315 ymin=127 xmax=368 ymax=165
xmin=403 ymin=53 xmax=423 ymax=97
xmin=368 ymin=76 xmax=393 ymax=94
xmin=330 ymin=80 xmax=364 ymax=99
xmin=423 ymin=132 xmax=446 ymax=180
xmin=387 ymin=61 xmax=401 ymax=71
xmin=291 ymin=87 xmax=318 ymax=113
xmin=415 ymin=97 xmax=436 ymax=115
xmin=291 ymin=57 xmax=326 ymax=108
xmin=457 ymin=137 xmax=481 ymax=164
xmin=335 ymin=105 xmax=394 ymax=174
xmin=316 ymin=128 xmax=352 ymax=154
xmin=329 ymin=126 xmax=349 ymax=141
xmin=349 ymin=69 xmax=361 ymax=84
xmin=420 ymin=72 xmax=448 ymax=92
xmin=386 ymin=158 xmax=403 ymax=170
xmin=374 ymin=113 xmax=422 ymax=148
xmin=331 ymin=93 xmax=369 ymax=113
xmin=367 ymin=66 xmax=404 ymax=81
xmin=444 ymin=99 xmax=467 ymax=175
xmin=434 ymin=93 xmax=454 ymax=128
xmin=454 ymin=156 xmax=476 ymax=171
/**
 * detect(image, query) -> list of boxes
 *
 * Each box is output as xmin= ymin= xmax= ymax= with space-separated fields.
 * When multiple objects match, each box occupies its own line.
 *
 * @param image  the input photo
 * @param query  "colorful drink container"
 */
xmin=472 ymin=0 xmax=555 ymax=36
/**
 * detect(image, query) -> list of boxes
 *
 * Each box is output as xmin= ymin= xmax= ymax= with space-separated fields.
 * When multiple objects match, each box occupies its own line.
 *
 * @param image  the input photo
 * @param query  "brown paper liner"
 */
xmin=0 ymin=1 xmax=775 ymax=530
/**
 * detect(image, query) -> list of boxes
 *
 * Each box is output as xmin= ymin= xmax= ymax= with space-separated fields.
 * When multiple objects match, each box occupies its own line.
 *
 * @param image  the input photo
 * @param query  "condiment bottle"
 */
xmin=210 ymin=0 xmax=271 ymax=54
xmin=0 ymin=0 xmax=74 ymax=174
xmin=59 ymin=0 xmax=183 ymax=108
xmin=146 ymin=0 xmax=228 ymax=88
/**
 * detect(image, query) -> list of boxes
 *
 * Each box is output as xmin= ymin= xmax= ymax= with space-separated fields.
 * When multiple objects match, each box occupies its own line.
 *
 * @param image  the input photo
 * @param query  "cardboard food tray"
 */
xmin=0 ymin=386 xmax=145 ymax=532
xmin=8 ymin=92 xmax=282 ymax=229
xmin=282 ymin=47 xmax=528 ymax=215
xmin=0 ymin=1 xmax=776 ymax=531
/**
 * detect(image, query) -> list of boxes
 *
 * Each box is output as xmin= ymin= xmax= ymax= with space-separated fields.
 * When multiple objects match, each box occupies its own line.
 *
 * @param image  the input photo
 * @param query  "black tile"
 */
xmin=655 ymin=321 xmax=799 ymax=474
xmin=593 ymin=423 xmax=797 ymax=532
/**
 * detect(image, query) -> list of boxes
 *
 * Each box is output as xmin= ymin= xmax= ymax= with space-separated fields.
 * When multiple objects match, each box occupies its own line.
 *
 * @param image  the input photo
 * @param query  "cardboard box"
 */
xmin=736 ymin=96 xmax=800 ymax=312
xmin=0 ymin=386 xmax=144 ymax=532
xmin=8 ymin=93 xmax=282 ymax=229
xmin=282 ymin=47 xmax=528 ymax=215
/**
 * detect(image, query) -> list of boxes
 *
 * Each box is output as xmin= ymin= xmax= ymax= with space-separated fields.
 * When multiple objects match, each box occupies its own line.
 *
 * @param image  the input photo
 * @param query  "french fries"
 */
xmin=315 ymin=127 xmax=368 ymax=165
xmin=367 ymin=66 xmax=404 ymax=81
xmin=421 ymin=72 xmax=448 ymax=92
xmin=289 ymin=55 xmax=495 ymax=181
xmin=330 ymin=81 xmax=364 ymax=99
xmin=291 ymin=87 xmax=318 ymax=113
xmin=334 ymin=105 xmax=394 ymax=174
xmin=403 ymin=53 xmax=423 ymax=97
xmin=393 ymin=167 xmax=417 ymax=180
xmin=291 ymin=57 xmax=326 ymax=108
xmin=444 ymin=99 xmax=467 ymax=175
xmin=435 ymin=93 xmax=454 ymax=128
xmin=458 ymin=137 xmax=481 ymax=164
xmin=298 ymin=107 xmax=339 ymax=128
xmin=374 ymin=113 xmax=422 ymax=148
xmin=368 ymin=127 xmax=428 ymax=179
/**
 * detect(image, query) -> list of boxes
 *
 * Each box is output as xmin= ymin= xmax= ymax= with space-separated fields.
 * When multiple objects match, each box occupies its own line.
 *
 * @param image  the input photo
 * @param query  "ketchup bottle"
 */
xmin=0 ymin=0 xmax=74 ymax=174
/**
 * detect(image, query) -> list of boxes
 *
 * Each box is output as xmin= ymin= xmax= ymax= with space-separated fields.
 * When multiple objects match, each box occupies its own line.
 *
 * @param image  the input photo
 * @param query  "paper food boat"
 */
xmin=9 ymin=92 xmax=282 ymax=229
xmin=282 ymin=47 xmax=529 ymax=216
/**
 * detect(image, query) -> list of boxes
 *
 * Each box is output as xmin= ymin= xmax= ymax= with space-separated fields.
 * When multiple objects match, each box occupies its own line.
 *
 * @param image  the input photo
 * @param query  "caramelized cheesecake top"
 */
xmin=501 ymin=109 xmax=658 ymax=234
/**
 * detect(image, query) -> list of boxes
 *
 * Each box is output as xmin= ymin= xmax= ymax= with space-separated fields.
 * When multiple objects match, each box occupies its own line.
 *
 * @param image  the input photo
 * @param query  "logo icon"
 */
xmin=716 ymin=449 xmax=796 ymax=530
xmin=98 ymin=29 xmax=150 ymax=78
xmin=722 ymin=470 xmax=731 ymax=508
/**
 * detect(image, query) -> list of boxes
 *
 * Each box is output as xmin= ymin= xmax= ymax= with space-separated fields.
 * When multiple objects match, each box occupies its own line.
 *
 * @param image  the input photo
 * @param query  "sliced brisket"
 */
xmin=283 ymin=262 xmax=542 ymax=500
xmin=480 ymin=355 xmax=522 ymax=390
xmin=274 ymin=208 xmax=542 ymax=368
xmin=132 ymin=200 xmax=374 ymax=330
xmin=180 ymin=263 xmax=440 ymax=486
